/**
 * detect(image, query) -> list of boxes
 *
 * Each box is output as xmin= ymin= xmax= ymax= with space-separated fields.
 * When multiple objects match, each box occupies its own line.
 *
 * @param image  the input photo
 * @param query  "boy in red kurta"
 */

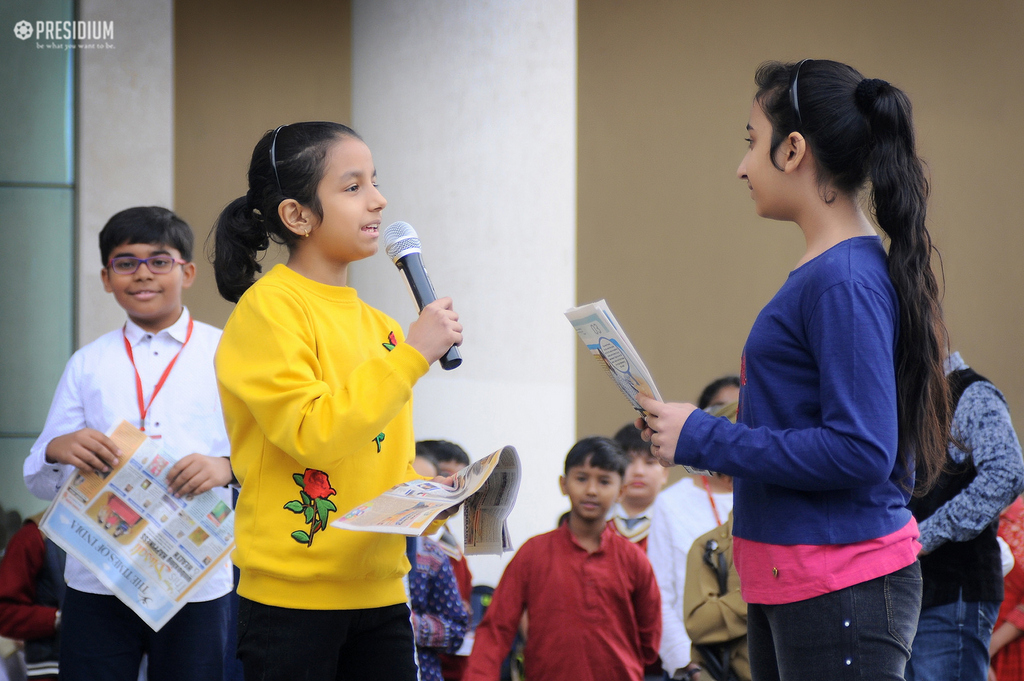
xmin=463 ymin=437 xmax=661 ymax=681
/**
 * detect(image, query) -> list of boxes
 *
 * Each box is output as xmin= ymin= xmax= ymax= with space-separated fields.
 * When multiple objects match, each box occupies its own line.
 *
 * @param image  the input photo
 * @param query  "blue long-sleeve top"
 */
xmin=675 ymin=236 xmax=911 ymax=545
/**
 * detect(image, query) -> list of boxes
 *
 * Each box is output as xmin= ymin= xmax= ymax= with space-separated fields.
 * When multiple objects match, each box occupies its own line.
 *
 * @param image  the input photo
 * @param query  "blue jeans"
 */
xmin=904 ymin=594 xmax=1000 ymax=681
xmin=747 ymin=561 xmax=921 ymax=681
xmin=60 ymin=588 xmax=230 ymax=681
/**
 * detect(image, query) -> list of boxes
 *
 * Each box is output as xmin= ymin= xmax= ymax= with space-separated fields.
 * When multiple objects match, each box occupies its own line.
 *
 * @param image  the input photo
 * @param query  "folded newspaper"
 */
xmin=39 ymin=420 xmax=234 ymax=631
xmin=332 ymin=445 xmax=520 ymax=555
xmin=565 ymin=299 xmax=710 ymax=475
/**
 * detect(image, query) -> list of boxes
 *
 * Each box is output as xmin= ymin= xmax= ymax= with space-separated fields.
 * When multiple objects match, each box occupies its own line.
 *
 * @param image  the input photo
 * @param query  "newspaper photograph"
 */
xmin=566 ymin=299 xmax=710 ymax=476
xmin=332 ymin=445 xmax=520 ymax=555
xmin=39 ymin=420 xmax=234 ymax=631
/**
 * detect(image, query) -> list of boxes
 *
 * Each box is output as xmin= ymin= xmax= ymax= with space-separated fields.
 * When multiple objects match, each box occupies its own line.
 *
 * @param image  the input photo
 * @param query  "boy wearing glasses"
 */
xmin=23 ymin=206 xmax=234 ymax=681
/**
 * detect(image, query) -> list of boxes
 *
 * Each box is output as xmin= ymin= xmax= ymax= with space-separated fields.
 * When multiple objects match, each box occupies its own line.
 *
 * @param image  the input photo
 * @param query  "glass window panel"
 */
xmin=0 ymin=437 xmax=51 ymax=517
xmin=0 ymin=0 xmax=74 ymax=520
xmin=0 ymin=187 xmax=74 ymax=433
xmin=0 ymin=0 xmax=75 ymax=184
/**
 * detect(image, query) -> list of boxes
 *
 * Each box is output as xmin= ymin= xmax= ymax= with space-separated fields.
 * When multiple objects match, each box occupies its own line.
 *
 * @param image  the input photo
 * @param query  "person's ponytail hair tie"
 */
xmin=854 ymin=78 xmax=890 ymax=115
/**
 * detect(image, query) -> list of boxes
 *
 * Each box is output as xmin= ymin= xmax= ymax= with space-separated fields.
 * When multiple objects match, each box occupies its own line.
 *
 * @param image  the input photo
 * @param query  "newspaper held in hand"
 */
xmin=332 ymin=445 xmax=520 ymax=556
xmin=39 ymin=420 xmax=235 ymax=631
xmin=565 ymin=299 xmax=711 ymax=476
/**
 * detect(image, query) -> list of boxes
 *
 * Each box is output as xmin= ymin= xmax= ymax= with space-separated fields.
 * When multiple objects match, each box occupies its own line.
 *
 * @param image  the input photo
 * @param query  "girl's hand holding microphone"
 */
xmin=634 ymin=392 xmax=698 ymax=467
xmin=405 ymin=297 xmax=463 ymax=366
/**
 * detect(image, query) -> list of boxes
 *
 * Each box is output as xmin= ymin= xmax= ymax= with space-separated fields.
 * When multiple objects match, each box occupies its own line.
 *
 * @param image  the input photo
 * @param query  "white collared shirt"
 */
xmin=647 ymin=477 xmax=734 ymax=675
xmin=24 ymin=308 xmax=232 ymax=601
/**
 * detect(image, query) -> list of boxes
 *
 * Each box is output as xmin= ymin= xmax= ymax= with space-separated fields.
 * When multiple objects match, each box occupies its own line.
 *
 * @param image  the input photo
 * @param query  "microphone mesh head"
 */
xmin=382 ymin=221 xmax=422 ymax=262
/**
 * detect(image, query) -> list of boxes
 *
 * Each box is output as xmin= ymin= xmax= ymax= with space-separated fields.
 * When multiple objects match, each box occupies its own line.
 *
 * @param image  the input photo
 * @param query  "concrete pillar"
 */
xmin=351 ymin=0 xmax=577 ymax=585
xmin=78 ymin=0 xmax=174 ymax=346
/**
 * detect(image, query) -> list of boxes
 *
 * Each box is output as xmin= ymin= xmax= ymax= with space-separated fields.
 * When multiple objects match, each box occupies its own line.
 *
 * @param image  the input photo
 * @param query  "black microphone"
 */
xmin=381 ymin=221 xmax=462 ymax=370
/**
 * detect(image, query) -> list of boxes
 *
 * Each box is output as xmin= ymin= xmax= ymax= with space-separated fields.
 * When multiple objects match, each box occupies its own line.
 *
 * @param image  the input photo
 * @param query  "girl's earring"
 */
xmin=303 ymin=229 xmax=311 ymax=238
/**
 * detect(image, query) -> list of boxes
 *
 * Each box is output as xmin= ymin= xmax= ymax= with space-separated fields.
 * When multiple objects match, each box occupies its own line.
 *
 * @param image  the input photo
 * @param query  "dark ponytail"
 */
xmin=210 ymin=122 xmax=361 ymax=302
xmin=755 ymin=60 xmax=950 ymax=492
xmin=856 ymin=77 xmax=949 ymax=492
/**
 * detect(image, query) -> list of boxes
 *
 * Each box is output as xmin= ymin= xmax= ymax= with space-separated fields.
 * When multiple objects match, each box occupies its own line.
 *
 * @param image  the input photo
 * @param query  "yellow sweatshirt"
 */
xmin=216 ymin=264 xmax=429 ymax=610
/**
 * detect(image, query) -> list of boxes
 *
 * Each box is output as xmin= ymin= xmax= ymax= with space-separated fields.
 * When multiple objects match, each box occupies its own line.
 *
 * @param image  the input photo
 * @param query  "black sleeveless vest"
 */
xmin=908 ymin=368 xmax=1005 ymax=608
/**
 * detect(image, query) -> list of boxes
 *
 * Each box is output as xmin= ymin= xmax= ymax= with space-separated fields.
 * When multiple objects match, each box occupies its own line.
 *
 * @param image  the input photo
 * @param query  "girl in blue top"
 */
xmin=638 ymin=60 xmax=951 ymax=681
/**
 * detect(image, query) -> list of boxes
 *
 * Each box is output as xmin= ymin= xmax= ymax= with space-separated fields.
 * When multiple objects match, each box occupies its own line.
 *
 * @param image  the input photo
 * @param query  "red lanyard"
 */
xmin=122 ymin=317 xmax=193 ymax=431
xmin=700 ymin=475 xmax=723 ymax=527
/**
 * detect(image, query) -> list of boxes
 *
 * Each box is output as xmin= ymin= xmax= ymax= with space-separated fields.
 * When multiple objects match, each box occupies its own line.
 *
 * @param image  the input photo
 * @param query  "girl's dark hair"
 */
xmin=754 ymin=60 xmax=949 ymax=492
xmin=211 ymin=122 xmax=361 ymax=302
xmin=564 ymin=436 xmax=628 ymax=477
xmin=100 ymin=206 xmax=193 ymax=264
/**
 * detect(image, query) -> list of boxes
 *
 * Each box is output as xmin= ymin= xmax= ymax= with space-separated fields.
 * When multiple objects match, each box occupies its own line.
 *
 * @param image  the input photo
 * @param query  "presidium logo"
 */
xmin=12 ymin=19 xmax=114 ymax=48
xmin=13 ymin=21 xmax=31 ymax=40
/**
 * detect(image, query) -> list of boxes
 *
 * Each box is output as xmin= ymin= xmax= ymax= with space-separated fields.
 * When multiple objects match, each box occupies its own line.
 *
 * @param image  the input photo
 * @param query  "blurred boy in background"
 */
xmin=610 ymin=424 xmax=670 ymax=552
xmin=464 ymin=437 xmax=661 ymax=681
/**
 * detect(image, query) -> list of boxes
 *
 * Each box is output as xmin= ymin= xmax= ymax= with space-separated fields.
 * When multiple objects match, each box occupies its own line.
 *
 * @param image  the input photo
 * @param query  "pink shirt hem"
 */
xmin=734 ymin=518 xmax=920 ymax=605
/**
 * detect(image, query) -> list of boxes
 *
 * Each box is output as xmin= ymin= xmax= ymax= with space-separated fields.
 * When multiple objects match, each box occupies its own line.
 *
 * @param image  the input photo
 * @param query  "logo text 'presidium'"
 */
xmin=13 ymin=20 xmax=114 ymax=41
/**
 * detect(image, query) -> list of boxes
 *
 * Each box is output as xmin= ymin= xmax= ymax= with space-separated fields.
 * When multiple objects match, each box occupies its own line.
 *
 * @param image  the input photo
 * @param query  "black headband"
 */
xmin=789 ymin=59 xmax=812 ymax=131
xmin=269 ymin=124 xmax=287 ymax=196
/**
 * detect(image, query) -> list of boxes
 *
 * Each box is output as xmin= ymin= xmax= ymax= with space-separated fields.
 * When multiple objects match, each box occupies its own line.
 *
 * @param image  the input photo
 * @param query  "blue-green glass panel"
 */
xmin=0 ymin=0 xmax=75 ymax=184
xmin=0 ymin=187 xmax=74 ymax=433
xmin=0 ymin=437 xmax=50 ymax=518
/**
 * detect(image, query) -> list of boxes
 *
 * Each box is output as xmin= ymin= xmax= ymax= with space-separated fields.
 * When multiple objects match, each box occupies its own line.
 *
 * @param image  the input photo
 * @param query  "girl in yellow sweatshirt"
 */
xmin=212 ymin=122 xmax=463 ymax=681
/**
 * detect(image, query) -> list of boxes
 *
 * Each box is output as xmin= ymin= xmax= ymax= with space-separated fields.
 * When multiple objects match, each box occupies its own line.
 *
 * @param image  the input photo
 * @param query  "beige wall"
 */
xmin=174 ymin=0 xmax=352 ymax=327
xmin=577 ymin=1 xmax=1024 ymax=450
xmin=79 ymin=0 xmax=174 ymax=347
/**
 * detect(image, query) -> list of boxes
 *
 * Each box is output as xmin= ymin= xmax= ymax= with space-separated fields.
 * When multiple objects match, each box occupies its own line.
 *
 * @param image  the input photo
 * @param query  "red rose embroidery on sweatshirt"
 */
xmin=283 ymin=468 xmax=338 ymax=547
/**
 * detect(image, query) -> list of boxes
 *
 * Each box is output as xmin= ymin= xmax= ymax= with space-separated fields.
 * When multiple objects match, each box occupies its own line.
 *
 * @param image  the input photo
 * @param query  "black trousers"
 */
xmin=236 ymin=597 xmax=418 ymax=681
xmin=60 ymin=589 xmax=230 ymax=681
